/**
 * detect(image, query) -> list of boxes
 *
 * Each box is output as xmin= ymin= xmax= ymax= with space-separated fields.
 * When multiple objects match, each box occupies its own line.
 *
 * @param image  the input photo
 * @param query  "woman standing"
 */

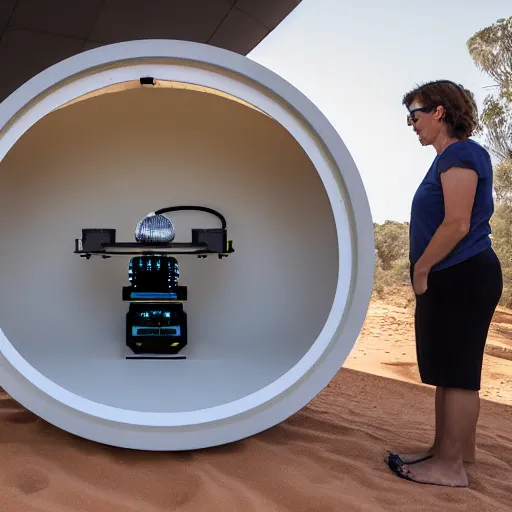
xmin=386 ymin=80 xmax=503 ymax=487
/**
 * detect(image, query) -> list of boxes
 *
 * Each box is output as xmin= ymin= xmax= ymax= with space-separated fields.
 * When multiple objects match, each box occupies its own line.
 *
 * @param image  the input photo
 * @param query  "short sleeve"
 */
xmin=436 ymin=141 xmax=490 ymax=178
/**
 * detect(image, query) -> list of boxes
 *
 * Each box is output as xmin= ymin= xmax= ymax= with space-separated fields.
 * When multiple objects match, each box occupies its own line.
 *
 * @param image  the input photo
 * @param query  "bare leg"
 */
xmin=390 ymin=387 xmax=443 ymax=464
xmin=388 ymin=387 xmax=477 ymax=464
xmin=462 ymin=395 xmax=478 ymax=463
xmin=397 ymin=387 xmax=479 ymax=487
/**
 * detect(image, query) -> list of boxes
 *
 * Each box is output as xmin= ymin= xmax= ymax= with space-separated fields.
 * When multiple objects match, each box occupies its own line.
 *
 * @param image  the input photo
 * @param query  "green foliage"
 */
xmin=373 ymin=221 xmax=409 ymax=271
xmin=467 ymin=16 xmax=512 ymax=100
xmin=372 ymin=221 xmax=411 ymax=299
xmin=467 ymin=16 xmax=512 ymax=160
xmin=479 ymin=95 xmax=512 ymax=161
xmin=490 ymin=202 xmax=512 ymax=307
xmin=493 ymin=157 xmax=512 ymax=205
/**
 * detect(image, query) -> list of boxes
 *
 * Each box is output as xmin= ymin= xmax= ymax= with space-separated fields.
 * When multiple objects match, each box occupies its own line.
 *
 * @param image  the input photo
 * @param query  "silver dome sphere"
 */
xmin=135 ymin=213 xmax=175 ymax=244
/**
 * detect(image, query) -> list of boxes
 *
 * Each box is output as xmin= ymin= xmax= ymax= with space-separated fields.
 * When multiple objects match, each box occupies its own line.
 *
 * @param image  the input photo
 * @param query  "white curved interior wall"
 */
xmin=0 ymin=87 xmax=339 ymax=413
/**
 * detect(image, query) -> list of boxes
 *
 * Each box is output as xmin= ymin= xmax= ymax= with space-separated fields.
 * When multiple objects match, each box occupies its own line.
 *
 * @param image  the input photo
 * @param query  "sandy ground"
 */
xmin=345 ymin=299 xmax=512 ymax=406
xmin=0 ymin=299 xmax=511 ymax=511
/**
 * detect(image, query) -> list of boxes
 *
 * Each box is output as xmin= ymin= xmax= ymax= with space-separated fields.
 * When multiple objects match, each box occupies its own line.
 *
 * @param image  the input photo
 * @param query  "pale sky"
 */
xmin=248 ymin=0 xmax=511 ymax=224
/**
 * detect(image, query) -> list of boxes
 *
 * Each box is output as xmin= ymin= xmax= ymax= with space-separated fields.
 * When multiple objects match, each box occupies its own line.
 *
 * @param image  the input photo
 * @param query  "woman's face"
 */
xmin=406 ymin=98 xmax=444 ymax=146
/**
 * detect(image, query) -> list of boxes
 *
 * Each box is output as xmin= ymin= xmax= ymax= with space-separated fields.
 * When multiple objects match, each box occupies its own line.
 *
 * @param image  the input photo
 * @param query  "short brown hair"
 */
xmin=402 ymin=80 xmax=479 ymax=139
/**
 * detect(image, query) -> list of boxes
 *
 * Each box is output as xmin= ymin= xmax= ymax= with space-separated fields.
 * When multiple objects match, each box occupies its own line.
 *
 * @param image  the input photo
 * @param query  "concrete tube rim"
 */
xmin=0 ymin=40 xmax=374 ymax=444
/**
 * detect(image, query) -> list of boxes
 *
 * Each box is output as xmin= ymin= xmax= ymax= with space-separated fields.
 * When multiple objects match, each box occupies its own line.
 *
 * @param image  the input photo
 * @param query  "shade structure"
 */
xmin=0 ymin=39 xmax=374 ymax=451
xmin=0 ymin=0 xmax=302 ymax=104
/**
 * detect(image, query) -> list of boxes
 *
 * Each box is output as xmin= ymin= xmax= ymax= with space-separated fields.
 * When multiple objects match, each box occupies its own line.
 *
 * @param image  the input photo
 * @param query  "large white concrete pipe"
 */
xmin=0 ymin=40 xmax=374 ymax=450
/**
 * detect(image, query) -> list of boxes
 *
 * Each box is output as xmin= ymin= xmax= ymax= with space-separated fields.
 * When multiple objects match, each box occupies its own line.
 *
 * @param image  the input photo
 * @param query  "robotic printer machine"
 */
xmin=74 ymin=206 xmax=234 ymax=360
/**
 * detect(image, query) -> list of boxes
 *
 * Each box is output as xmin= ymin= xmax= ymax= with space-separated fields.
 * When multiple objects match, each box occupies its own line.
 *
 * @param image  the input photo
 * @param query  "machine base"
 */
xmin=125 ymin=347 xmax=187 ymax=360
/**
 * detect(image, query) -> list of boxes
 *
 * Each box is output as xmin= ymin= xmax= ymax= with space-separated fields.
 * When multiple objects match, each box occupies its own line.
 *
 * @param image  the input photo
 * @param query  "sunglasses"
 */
xmin=406 ymin=106 xmax=433 ymax=125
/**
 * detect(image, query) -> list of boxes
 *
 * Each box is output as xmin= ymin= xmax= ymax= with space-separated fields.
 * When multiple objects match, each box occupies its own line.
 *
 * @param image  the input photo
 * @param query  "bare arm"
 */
xmin=414 ymin=166 xmax=478 ymax=274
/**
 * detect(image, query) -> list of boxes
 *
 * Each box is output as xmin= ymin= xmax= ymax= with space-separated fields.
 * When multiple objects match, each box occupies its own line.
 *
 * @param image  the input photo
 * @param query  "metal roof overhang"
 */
xmin=0 ymin=0 xmax=301 ymax=104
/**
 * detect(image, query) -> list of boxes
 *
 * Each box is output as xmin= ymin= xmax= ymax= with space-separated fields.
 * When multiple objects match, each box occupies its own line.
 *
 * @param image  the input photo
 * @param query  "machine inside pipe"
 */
xmin=74 ymin=205 xmax=235 ymax=359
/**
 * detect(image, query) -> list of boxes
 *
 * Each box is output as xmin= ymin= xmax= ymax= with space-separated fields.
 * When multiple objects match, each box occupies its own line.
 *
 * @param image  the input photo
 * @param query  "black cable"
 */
xmin=154 ymin=205 xmax=227 ymax=230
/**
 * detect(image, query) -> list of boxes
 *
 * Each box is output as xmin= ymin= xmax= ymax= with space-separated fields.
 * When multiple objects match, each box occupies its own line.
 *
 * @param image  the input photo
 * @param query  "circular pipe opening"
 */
xmin=0 ymin=84 xmax=339 ymax=411
xmin=0 ymin=40 xmax=374 ymax=450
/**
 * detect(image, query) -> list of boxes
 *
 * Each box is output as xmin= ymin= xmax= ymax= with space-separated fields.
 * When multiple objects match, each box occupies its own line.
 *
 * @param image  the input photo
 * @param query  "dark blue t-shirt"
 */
xmin=409 ymin=139 xmax=494 ymax=272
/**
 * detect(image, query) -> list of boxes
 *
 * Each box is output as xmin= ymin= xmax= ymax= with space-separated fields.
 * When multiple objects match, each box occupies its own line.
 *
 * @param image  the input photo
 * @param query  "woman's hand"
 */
xmin=413 ymin=267 xmax=429 ymax=296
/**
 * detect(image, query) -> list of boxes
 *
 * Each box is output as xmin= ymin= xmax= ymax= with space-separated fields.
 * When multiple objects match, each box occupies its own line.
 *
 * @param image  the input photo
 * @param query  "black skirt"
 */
xmin=411 ymin=246 xmax=503 ymax=391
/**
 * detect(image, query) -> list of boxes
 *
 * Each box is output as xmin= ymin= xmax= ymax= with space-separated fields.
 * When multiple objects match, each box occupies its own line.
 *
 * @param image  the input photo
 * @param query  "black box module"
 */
xmin=81 ymin=228 xmax=116 ymax=252
xmin=191 ymin=228 xmax=227 ymax=253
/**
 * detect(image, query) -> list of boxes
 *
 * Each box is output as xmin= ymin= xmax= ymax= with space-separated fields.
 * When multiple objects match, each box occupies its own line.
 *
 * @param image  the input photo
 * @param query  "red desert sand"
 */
xmin=0 ymin=298 xmax=510 ymax=511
